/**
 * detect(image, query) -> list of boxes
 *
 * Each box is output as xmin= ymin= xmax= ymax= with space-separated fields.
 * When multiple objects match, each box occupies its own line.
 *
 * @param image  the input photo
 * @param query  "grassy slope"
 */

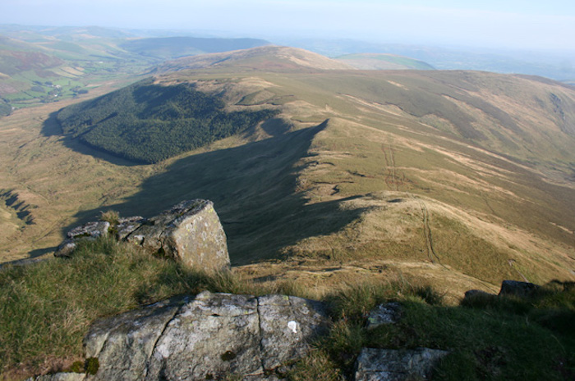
xmin=1 ymin=48 xmax=575 ymax=380
xmin=1 ymin=54 xmax=574 ymax=292
xmin=1 ymin=238 xmax=574 ymax=380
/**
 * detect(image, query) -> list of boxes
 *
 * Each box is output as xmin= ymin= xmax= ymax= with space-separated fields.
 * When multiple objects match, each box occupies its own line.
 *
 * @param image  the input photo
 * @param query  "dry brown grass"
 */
xmin=1 ymin=67 xmax=574 ymax=295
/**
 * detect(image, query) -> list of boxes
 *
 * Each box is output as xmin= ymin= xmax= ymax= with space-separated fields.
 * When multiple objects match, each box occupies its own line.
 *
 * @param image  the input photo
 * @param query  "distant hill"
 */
xmin=335 ymin=53 xmax=434 ymax=70
xmin=0 ymin=24 xmax=134 ymax=41
xmin=0 ymin=37 xmax=64 ymax=77
xmin=120 ymin=37 xmax=271 ymax=59
xmin=280 ymin=38 xmax=575 ymax=80
xmin=155 ymin=45 xmax=355 ymax=73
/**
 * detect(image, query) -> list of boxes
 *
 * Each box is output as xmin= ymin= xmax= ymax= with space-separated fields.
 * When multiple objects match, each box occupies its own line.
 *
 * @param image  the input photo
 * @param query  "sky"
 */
xmin=1 ymin=0 xmax=575 ymax=51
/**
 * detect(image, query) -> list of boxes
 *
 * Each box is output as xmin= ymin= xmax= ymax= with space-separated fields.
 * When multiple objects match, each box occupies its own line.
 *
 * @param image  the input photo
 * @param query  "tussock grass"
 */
xmin=293 ymin=279 xmax=575 ymax=381
xmin=1 ymin=246 xmax=574 ymax=380
xmin=0 ymin=237 xmax=324 ymax=379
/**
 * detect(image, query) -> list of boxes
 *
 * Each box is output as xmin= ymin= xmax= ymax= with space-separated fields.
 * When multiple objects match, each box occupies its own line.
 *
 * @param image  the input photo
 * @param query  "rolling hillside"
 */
xmin=1 ymin=46 xmax=574 ymax=299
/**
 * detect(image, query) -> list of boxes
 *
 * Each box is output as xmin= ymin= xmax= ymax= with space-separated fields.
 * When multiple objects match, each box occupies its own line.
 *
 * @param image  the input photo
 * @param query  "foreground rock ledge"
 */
xmin=30 ymin=291 xmax=330 ymax=381
xmin=56 ymin=200 xmax=230 ymax=272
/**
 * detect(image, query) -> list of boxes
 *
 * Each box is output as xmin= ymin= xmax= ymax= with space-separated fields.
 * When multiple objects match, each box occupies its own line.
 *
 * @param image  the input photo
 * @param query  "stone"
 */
xmin=366 ymin=302 xmax=402 ymax=330
xmin=54 ymin=239 xmax=77 ymax=258
xmin=464 ymin=290 xmax=493 ymax=298
xmin=126 ymin=200 xmax=230 ymax=272
xmin=82 ymin=291 xmax=330 ymax=381
xmin=67 ymin=221 xmax=110 ymax=240
xmin=498 ymin=280 xmax=540 ymax=297
xmin=84 ymin=296 xmax=187 ymax=381
xmin=257 ymin=294 xmax=329 ymax=370
xmin=115 ymin=216 xmax=146 ymax=241
xmin=354 ymin=347 xmax=449 ymax=381
xmin=54 ymin=221 xmax=110 ymax=257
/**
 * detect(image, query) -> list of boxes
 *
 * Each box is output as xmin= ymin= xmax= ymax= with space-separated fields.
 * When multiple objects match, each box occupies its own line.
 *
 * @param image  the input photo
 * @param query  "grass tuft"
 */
xmin=99 ymin=210 xmax=120 ymax=225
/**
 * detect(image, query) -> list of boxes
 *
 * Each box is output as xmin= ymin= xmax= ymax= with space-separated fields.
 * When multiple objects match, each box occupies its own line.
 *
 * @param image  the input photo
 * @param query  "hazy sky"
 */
xmin=1 ymin=0 xmax=575 ymax=51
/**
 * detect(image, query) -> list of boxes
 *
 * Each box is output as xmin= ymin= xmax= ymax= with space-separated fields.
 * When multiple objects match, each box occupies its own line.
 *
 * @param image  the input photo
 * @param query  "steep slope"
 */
xmin=1 ymin=47 xmax=574 ymax=294
xmin=336 ymin=53 xmax=435 ymax=70
xmin=155 ymin=45 xmax=356 ymax=73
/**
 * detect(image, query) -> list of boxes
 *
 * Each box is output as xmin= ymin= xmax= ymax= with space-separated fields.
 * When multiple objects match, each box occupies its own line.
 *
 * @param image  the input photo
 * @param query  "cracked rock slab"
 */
xmin=82 ymin=291 xmax=329 ymax=381
xmin=83 ymin=296 xmax=187 ymax=381
xmin=55 ymin=221 xmax=110 ymax=257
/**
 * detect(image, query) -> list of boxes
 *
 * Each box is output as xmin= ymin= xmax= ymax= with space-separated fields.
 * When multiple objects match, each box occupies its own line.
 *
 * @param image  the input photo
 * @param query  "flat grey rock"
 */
xmin=81 ymin=291 xmax=329 ymax=380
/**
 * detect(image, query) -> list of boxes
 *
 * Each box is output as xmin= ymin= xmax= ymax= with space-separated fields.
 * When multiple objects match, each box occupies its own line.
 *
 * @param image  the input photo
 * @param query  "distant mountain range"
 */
xmin=120 ymin=37 xmax=270 ymax=60
xmin=335 ymin=53 xmax=434 ymax=70
xmin=279 ymin=38 xmax=575 ymax=81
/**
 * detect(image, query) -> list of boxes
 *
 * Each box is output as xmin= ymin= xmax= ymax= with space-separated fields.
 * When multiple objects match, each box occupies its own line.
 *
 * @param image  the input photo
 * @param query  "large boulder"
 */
xmin=80 ymin=291 xmax=329 ymax=380
xmin=125 ymin=200 xmax=230 ymax=272
xmin=354 ymin=347 xmax=449 ymax=381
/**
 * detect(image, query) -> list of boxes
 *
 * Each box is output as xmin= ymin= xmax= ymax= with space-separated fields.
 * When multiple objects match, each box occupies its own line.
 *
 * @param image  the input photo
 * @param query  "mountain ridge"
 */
xmin=155 ymin=45 xmax=356 ymax=73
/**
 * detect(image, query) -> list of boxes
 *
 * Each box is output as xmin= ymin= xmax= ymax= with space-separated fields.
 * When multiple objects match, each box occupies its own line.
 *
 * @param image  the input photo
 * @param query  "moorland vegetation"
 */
xmin=1 ymin=236 xmax=574 ymax=380
xmin=56 ymin=79 xmax=279 ymax=163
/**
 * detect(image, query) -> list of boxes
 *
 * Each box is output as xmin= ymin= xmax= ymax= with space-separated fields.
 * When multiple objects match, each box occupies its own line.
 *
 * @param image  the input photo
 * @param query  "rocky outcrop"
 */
xmin=55 ymin=221 xmax=111 ymax=257
xmin=55 ymin=200 xmax=230 ymax=272
xmin=463 ymin=289 xmax=494 ymax=299
xmin=356 ymin=302 xmax=448 ymax=380
xmin=44 ymin=291 xmax=329 ymax=381
xmin=354 ymin=347 xmax=449 ymax=381
xmin=498 ymin=280 xmax=540 ymax=297
xmin=463 ymin=280 xmax=541 ymax=304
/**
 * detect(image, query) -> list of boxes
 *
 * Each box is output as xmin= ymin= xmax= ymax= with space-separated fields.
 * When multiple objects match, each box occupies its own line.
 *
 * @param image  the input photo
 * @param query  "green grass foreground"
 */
xmin=1 ymin=237 xmax=574 ymax=380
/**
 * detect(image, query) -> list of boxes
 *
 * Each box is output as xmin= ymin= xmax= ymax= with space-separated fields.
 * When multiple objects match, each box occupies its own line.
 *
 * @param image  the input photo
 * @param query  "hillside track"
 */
xmin=418 ymin=199 xmax=444 ymax=267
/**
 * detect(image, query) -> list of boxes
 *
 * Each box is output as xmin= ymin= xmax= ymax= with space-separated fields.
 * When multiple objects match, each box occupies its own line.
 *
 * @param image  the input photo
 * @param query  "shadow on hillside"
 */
xmin=59 ymin=120 xmax=368 ymax=265
xmin=40 ymin=111 xmax=142 ymax=167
